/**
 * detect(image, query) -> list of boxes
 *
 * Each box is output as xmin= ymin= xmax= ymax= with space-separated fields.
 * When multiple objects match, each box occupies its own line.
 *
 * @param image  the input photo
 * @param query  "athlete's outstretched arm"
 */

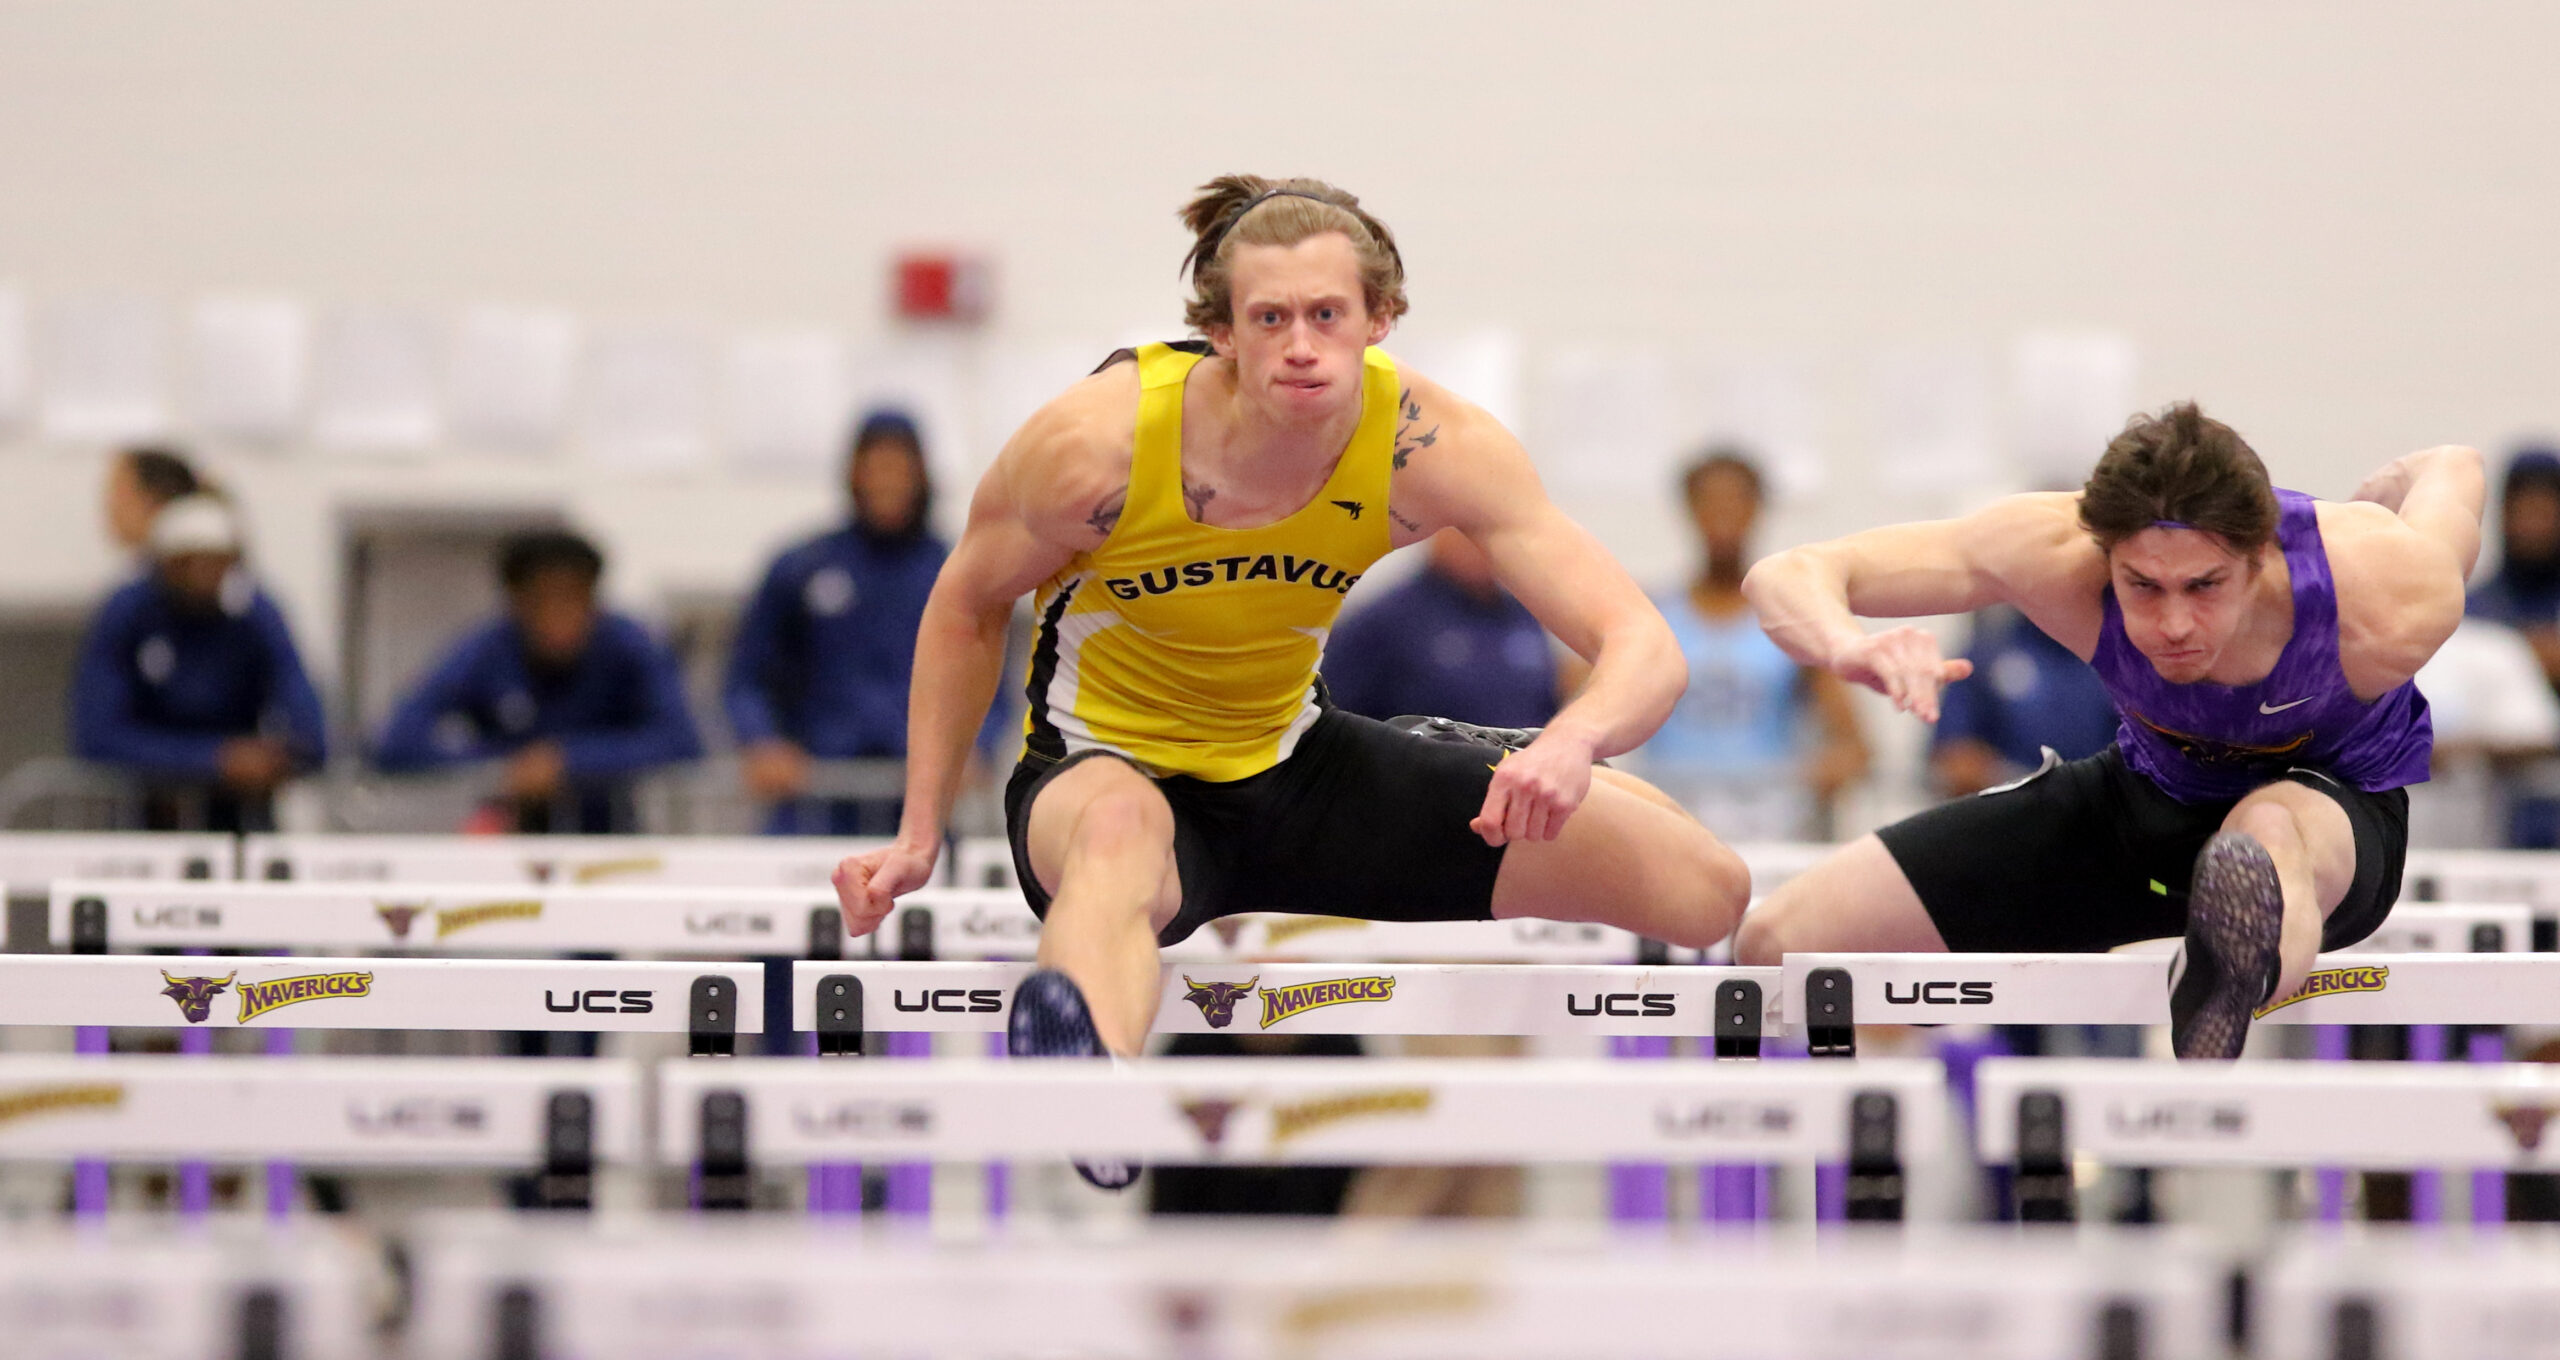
xmin=1741 ymin=493 xmax=2096 ymax=722
xmin=2351 ymin=444 xmax=2486 ymax=578
xmin=831 ymin=396 xmax=1098 ymax=932
xmin=1390 ymin=375 xmax=1683 ymax=844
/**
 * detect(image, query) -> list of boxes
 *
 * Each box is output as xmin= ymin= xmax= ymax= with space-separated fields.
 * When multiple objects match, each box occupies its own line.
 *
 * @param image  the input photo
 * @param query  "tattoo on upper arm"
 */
xmin=1393 ymin=387 xmax=1439 ymax=470
xmin=1183 ymin=479 xmax=1216 ymax=522
xmin=1388 ymin=506 xmax=1422 ymax=533
xmin=1085 ymin=492 xmax=1125 ymax=540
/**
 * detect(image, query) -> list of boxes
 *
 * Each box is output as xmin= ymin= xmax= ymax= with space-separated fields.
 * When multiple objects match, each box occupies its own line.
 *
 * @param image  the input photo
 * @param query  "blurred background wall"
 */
xmin=0 ymin=2 xmax=2552 ymax=760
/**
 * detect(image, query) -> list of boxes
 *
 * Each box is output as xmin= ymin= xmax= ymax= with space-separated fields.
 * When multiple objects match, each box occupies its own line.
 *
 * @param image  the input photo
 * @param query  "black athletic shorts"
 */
xmin=1004 ymin=707 xmax=1509 ymax=946
xmin=1876 ymin=744 xmax=2407 ymax=954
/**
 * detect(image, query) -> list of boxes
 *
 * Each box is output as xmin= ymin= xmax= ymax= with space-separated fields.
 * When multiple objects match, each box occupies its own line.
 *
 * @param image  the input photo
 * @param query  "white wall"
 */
xmin=2 ymin=1 xmax=2555 ymax=693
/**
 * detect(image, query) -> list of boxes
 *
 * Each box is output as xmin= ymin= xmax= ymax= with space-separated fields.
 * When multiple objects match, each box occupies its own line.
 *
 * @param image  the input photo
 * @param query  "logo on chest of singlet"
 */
xmin=1102 ymin=554 xmax=1362 ymax=602
xmin=2128 ymin=709 xmax=2314 ymax=770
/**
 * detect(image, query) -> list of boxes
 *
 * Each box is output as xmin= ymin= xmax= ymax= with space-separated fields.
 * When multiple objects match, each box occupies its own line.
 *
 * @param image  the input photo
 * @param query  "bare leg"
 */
xmin=1733 ymin=834 xmax=1950 ymax=964
xmin=2219 ymin=781 xmax=2356 ymax=1004
xmin=1021 ymin=758 xmax=1183 ymax=1055
xmin=1489 ymin=773 xmax=1750 ymax=949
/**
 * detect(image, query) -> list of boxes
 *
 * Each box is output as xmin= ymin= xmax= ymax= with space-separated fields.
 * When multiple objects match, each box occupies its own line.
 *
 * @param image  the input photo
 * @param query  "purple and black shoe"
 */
xmin=1006 ymin=968 xmax=1139 ymax=1191
xmin=2168 ymin=832 xmax=2285 ymax=1061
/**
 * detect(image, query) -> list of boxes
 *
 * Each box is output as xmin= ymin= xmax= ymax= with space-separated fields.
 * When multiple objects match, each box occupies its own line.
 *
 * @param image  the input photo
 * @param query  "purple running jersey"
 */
xmin=2092 ymin=489 xmax=2433 ymax=803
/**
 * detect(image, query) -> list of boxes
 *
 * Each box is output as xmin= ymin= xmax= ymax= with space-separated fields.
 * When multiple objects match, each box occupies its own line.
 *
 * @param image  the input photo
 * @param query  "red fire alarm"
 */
xmin=893 ymin=250 xmax=993 ymax=323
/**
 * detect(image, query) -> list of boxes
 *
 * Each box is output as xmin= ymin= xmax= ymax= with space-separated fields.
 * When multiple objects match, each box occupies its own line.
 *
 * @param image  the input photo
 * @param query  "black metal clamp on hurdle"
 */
xmin=689 ymin=977 xmax=739 ymax=1058
xmin=1843 ymin=1089 xmax=1904 ymax=1222
xmin=697 ymin=1090 xmax=753 ymax=1212
xmin=2013 ymin=1089 xmax=2074 ymax=1223
xmin=1714 ymin=979 xmax=1762 ymax=1059
xmin=535 ymin=1091 xmax=596 ymax=1212
xmin=1804 ymin=966 xmax=1855 ymax=1058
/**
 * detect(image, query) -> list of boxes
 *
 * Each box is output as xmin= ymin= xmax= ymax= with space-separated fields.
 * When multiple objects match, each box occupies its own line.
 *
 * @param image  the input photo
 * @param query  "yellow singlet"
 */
xmin=1022 ymin=340 xmax=1400 ymax=782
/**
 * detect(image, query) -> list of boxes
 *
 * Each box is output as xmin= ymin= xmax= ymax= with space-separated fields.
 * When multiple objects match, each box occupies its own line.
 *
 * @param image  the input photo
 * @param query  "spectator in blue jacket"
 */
xmin=1322 ymin=528 xmax=1561 ymax=728
xmin=1929 ymin=606 xmax=2122 ymax=796
xmin=374 ymin=528 xmax=702 ymax=833
xmin=72 ymin=495 xmax=327 ymax=831
xmin=726 ymin=409 xmax=982 ymax=834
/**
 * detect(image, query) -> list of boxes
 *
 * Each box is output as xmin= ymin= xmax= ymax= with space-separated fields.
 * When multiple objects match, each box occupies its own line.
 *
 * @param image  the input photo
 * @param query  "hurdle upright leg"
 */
xmin=2407 ymin=1023 xmax=2449 ymax=1224
xmin=2313 ymin=1025 xmax=2350 ymax=1225
xmin=72 ymin=1024 xmax=107 ymax=1218
xmin=2469 ymin=1026 xmax=2508 ymax=1226
xmin=1606 ymin=1035 xmax=1670 ymax=1224
xmin=263 ymin=1027 xmax=296 ymax=1220
xmin=883 ymin=1031 xmax=934 ymax=1219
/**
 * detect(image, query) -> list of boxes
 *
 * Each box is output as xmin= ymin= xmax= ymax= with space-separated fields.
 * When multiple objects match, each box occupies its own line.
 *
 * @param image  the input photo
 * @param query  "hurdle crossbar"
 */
xmin=0 ymin=1056 xmax=643 ymax=1165
xmin=2337 ymin=902 xmax=2533 ymax=954
xmin=655 ymin=1056 xmax=1944 ymax=1165
xmin=0 ymin=1230 xmax=369 ymax=1357
xmin=0 ymin=955 xmax=763 ymax=1038
xmin=795 ymin=960 xmax=1782 ymax=1039
xmin=1781 ymin=952 xmax=2560 ymax=1028
xmin=1976 ymin=1057 xmax=2560 ymax=1170
xmin=45 ymin=878 xmax=927 ymax=956
xmin=405 ymin=1221 xmax=2216 ymax=1360
xmin=0 ymin=831 xmax=233 ymax=891
xmin=239 ymin=832 xmax=888 ymax=888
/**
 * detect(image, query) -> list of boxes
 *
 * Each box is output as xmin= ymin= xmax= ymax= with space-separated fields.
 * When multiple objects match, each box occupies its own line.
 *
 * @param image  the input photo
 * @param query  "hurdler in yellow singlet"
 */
xmin=1023 ymin=341 xmax=1398 ymax=781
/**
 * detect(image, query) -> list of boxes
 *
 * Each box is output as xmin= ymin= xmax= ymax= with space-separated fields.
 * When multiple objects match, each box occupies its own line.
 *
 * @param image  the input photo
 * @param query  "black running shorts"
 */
xmin=1004 ymin=708 xmax=1509 ymax=946
xmin=1876 ymin=744 xmax=2406 ymax=954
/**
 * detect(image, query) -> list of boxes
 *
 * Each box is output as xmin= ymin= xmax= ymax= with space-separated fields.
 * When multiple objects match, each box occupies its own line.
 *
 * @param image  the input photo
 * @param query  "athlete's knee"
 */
xmin=1661 ymin=828 xmax=1750 ymax=949
xmin=2219 ymin=799 xmax=2302 ymax=862
xmin=1733 ymin=901 xmax=1792 ymax=967
xmin=1067 ymin=781 xmax=1175 ymax=863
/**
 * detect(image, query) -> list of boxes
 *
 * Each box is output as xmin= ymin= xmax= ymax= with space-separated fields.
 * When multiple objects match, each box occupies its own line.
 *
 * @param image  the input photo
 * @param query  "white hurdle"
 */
xmin=656 ymin=1056 xmax=1943 ymax=1185
xmin=0 ymin=1055 xmax=639 ymax=1173
xmin=1779 ymin=951 xmax=2560 ymax=1038
xmin=2255 ymin=1231 xmax=2560 ymax=1360
xmin=0 ymin=955 xmax=763 ymax=1043
xmin=405 ymin=1220 xmax=2221 ymax=1360
xmin=45 ymin=878 xmax=884 ymax=956
xmin=1975 ymin=1056 xmax=2560 ymax=1225
xmin=0 ymin=830 xmax=235 ymax=889
xmin=239 ymin=831 xmax=888 ymax=888
xmin=794 ymin=959 xmax=1781 ymax=1041
xmin=0 ymin=1228 xmax=370 ymax=1358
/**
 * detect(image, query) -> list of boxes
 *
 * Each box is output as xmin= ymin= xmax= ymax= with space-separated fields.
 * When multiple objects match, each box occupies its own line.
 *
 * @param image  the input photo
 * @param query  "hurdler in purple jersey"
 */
xmin=1737 ymin=403 xmax=2481 ymax=1061
xmin=2098 ymin=490 xmax=2434 ymax=803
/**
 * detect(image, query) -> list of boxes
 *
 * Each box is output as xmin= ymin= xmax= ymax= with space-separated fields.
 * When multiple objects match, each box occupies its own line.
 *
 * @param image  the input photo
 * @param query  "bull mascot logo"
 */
xmin=159 ymin=971 xmax=237 ymax=1025
xmin=1181 ymin=975 xmax=1257 ymax=1029
xmin=2494 ymin=1102 xmax=2560 ymax=1154
xmin=1178 ymin=1098 xmax=1243 ymax=1149
xmin=1208 ymin=918 xmax=1250 ymax=950
xmin=376 ymin=903 xmax=427 ymax=940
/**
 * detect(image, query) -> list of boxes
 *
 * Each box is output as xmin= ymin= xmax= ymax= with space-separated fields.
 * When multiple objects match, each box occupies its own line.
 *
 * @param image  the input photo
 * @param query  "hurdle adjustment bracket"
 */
xmin=1804 ymin=967 xmax=1855 ymax=1058
xmin=534 ymin=1091 xmax=595 ymax=1211
xmin=698 ymin=1090 xmax=752 ymax=1212
xmin=69 ymin=897 xmax=107 ymax=954
xmin=492 ymin=1282 xmax=543 ymax=1360
xmin=1634 ymin=936 xmax=1671 ymax=967
xmin=1842 ymin=1089 xmax=1903 ymax=1222
xmin=235 ymin=1286 xmax=285 ymax=1360
xmin=898 ymin=906 xmax=936 ymax=961
xmin=806 ymin=905 xmax=843 ymax=961
xmin=1713 ymin=979 xmax=1762 ymax=1059
xmin=814 ymin=973 xmax=865 ymax=1056
xmin=689 ymin=976 xmax=739 ymax=1058
xmin=2014 ymin=1088 xmax=2075 ymax=1223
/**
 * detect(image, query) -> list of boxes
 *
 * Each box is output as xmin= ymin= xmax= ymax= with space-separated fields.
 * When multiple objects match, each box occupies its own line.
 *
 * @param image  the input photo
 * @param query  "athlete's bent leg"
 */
xmin=1022 ymin=758 xmax=1183 ymax=1055
xmin=2219 ymin=782 xmax=2355 ymax=1005
xmin=1489 ymin=775 xmax=1749 ymax=950
xmin=1733 ymin=836 xmax=1951 ymax=965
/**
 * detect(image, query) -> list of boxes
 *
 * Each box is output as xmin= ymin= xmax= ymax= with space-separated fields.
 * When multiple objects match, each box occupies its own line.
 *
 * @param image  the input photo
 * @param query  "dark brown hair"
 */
xmin=1679 ymin=446 xmax=1764 ymax=505
xmin=122 ymin=446 xmax=202 ymax=504
xmin=2077 ymin=403 xmax=2277 ymax=555
xmin=1178 ymin=175 xmax=1408 ymax=332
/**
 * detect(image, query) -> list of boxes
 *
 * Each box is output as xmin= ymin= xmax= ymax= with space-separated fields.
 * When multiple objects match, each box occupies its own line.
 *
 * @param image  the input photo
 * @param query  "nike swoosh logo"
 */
xmin=2258 ymin=697 xmax=2315 ymax=715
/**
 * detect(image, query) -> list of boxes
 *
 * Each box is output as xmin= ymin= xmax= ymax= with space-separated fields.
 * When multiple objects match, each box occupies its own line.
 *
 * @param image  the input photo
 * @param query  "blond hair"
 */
xmin=1179 ymin=175 xmax=1408 ymax=332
